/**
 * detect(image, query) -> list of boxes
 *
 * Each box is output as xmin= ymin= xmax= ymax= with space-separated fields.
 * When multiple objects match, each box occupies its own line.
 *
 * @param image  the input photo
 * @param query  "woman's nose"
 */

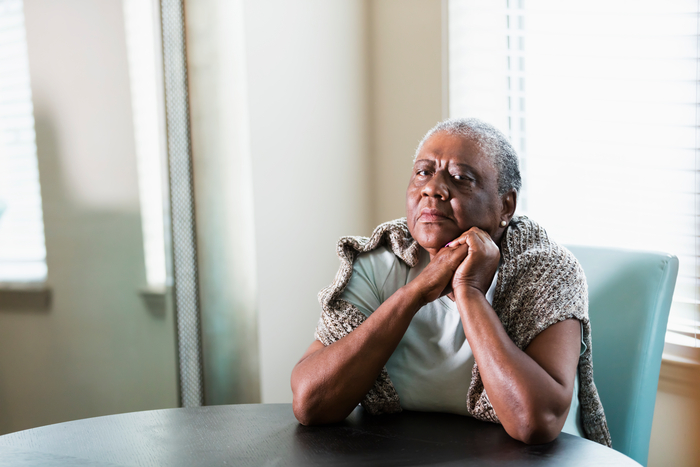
xmin=421 ymin=172 xmax=449 ymax=200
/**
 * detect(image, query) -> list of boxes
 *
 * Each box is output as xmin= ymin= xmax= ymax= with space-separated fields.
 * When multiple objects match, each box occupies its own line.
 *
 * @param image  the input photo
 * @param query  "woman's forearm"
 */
xmin=455 ymin=286 xmax=578 ymax=444
xmin=291 ymin=283 xmax=425 ymax=425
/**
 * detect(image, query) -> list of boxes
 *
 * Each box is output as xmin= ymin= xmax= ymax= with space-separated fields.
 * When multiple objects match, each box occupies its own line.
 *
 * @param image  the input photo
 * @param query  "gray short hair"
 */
xmin=414 ymin=118 xmax=522 ymax=195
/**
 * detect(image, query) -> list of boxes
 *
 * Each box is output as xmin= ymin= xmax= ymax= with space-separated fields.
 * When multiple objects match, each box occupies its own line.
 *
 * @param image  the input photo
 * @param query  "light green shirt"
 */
xmin=340 ymin=245 xmax=584 ymax=437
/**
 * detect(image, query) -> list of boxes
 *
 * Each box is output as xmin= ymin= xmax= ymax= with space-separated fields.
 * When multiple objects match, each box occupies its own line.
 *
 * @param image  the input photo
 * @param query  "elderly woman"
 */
xmin=291 ymin=118 xmax=611 ymax=446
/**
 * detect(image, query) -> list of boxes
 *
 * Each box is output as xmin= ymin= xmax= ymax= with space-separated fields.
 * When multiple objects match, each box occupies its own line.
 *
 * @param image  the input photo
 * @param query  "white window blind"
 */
xmin=0 ymin=0 xmax=47 ymax=283
xmin=449 ymin=0 xmax=699 ymax=351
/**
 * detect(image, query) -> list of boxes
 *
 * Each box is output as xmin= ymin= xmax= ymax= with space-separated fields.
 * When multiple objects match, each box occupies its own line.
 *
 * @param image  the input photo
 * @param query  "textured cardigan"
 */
xmin=315 ymin=216 xmax=612 ymax=447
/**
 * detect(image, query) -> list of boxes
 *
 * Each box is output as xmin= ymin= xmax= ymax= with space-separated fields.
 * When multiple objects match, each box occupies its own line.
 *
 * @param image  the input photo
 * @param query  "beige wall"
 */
xmin=368 ymin=0 xmax=444 ymax=226
xmin=244 ymin=0 xmax=372 ymax=403
xmin=0 ymin=0 xmax=178 ymax=435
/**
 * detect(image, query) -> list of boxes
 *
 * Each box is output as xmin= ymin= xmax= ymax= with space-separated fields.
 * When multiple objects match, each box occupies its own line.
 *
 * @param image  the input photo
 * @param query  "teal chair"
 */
xmin=566 ymin=245 xmax=678 ymax=466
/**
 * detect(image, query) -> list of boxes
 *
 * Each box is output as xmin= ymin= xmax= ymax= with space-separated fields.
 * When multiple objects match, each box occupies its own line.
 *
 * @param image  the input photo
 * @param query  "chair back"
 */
xmin=566 ymin=245 xmax=678 ymax=466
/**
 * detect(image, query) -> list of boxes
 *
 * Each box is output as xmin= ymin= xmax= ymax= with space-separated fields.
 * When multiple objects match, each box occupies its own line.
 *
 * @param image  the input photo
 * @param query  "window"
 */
xmin=0 ymin=0 xmax=47 ymax=283
xmin=123 ymin=0 xmax=167 ymax=289
xmin=449 ymin=0 xmax=699 ymax=352
xmin=0 ymin=0 xmax=166 ymax=291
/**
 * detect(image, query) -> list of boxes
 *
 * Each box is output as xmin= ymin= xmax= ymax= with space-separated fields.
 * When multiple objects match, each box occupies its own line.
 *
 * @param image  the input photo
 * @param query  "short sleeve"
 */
xmin=494 ymin=243 xmax=589 ymax=351
xmin=339 ymin=247 xmax=398 ymax=318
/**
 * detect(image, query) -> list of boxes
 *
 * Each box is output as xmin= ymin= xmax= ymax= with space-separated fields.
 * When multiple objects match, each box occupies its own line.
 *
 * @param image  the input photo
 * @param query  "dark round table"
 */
xmin=0 ymin=403 xmax=640 ymax=466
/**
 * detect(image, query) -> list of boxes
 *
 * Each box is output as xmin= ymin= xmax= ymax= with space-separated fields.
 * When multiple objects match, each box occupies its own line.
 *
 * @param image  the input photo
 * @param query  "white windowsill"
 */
xmin=0 ymin=283 xmax=169 ymax=315
xmin=660 ymin=346 xmax=699 ymax=396
xmin=662 ymin=341 xmax=700 ymax=365
xmin=139 ymin=285 xmax=167 ymax=317
xmin=0 ymin=282 xmax=51 ymax=310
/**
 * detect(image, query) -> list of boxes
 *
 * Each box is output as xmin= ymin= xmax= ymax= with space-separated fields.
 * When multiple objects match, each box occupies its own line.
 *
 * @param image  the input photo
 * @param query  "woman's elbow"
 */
xmin=292 ymin=397 xmax=316 ymax=426
xmin=511 ymin=424 xmax=560 ymax=445
xmin=291 ymin=375 xmax=320 ymax=425
xmin=292 ymin=382 xmax=355 ymax=426
xmin=292 ymin=384 xmax=319 ymax=425
xmin=291 ymin=378 xmax=338 ymax=425
xmin=506 ymin=409 xmax=564 ymax=445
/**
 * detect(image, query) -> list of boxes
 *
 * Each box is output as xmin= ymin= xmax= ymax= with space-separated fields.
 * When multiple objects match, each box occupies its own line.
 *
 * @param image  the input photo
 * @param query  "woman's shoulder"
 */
xmin=504 ymin=216 xmax=581 ymax=266
xmin=335 ymin=218 xmax=421 ymax=270
xmin=501 ymin=216 xmax=586 ymax=292
xmin=494 ymin=216 xmax=589 ymax=347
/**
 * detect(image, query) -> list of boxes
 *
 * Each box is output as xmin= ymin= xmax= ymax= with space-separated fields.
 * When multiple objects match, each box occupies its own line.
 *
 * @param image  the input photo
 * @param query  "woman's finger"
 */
xmin=445 ymin=234 xmax=468 ymax=248
xmin=446 ymin=232 xmax=476 ymax=249
xmin=446 ymin=226 xmax=496 ymax=249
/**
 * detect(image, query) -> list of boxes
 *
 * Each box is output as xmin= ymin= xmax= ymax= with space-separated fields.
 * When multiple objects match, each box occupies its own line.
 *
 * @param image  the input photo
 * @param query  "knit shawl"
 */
xmin=314 ymin=216 xmax=612 ymax=447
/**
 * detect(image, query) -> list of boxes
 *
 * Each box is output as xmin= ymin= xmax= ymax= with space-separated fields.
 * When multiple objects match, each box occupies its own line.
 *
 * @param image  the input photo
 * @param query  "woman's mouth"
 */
xmin=419 ymin=208 xmax=449 ymax=222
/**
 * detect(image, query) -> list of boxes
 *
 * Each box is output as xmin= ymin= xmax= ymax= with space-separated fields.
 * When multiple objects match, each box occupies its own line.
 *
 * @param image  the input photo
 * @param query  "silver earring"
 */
xmin=500 ymin=220 xmax=507 ymax=227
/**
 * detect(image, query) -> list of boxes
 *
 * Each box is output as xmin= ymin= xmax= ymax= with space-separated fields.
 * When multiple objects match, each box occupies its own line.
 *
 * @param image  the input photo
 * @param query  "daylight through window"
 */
xmin=449 ymin=0 xmax=700 ymax=349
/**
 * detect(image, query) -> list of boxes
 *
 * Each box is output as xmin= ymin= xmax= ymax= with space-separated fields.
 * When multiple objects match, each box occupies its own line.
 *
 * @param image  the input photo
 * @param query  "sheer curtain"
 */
xmin=449 ymin=0 xmax=699 ymax=355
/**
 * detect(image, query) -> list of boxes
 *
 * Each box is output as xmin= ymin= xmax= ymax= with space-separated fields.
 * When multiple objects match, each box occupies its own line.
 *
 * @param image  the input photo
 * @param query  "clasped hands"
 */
xmin=408 ymin=227 xmax=500 ymax=308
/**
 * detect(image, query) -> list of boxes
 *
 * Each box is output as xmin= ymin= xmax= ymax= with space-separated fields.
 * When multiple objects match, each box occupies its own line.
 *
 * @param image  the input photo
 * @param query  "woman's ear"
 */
xmin=500 ymin=189 xmax=517 ymax=222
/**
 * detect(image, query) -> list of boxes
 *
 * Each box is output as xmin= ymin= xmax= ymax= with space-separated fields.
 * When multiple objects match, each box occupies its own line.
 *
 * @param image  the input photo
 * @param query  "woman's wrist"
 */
xmin=400 ymin=280 xmax=431 ymax=312
xmin=454 ymin=283 xmax=487 ymax=303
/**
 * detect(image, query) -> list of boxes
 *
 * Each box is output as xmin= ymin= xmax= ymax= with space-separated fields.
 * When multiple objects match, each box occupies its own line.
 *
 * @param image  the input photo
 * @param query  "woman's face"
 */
xmin=406 ymin=131 xmax=509 ymax=257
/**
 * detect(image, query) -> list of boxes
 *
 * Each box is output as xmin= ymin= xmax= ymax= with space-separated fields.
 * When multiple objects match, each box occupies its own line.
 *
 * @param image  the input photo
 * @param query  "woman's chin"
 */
xmin=408 ymin=222 xmax=460 ymax=253
xmin=413 ymin=234 xmax=453 ymax=254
